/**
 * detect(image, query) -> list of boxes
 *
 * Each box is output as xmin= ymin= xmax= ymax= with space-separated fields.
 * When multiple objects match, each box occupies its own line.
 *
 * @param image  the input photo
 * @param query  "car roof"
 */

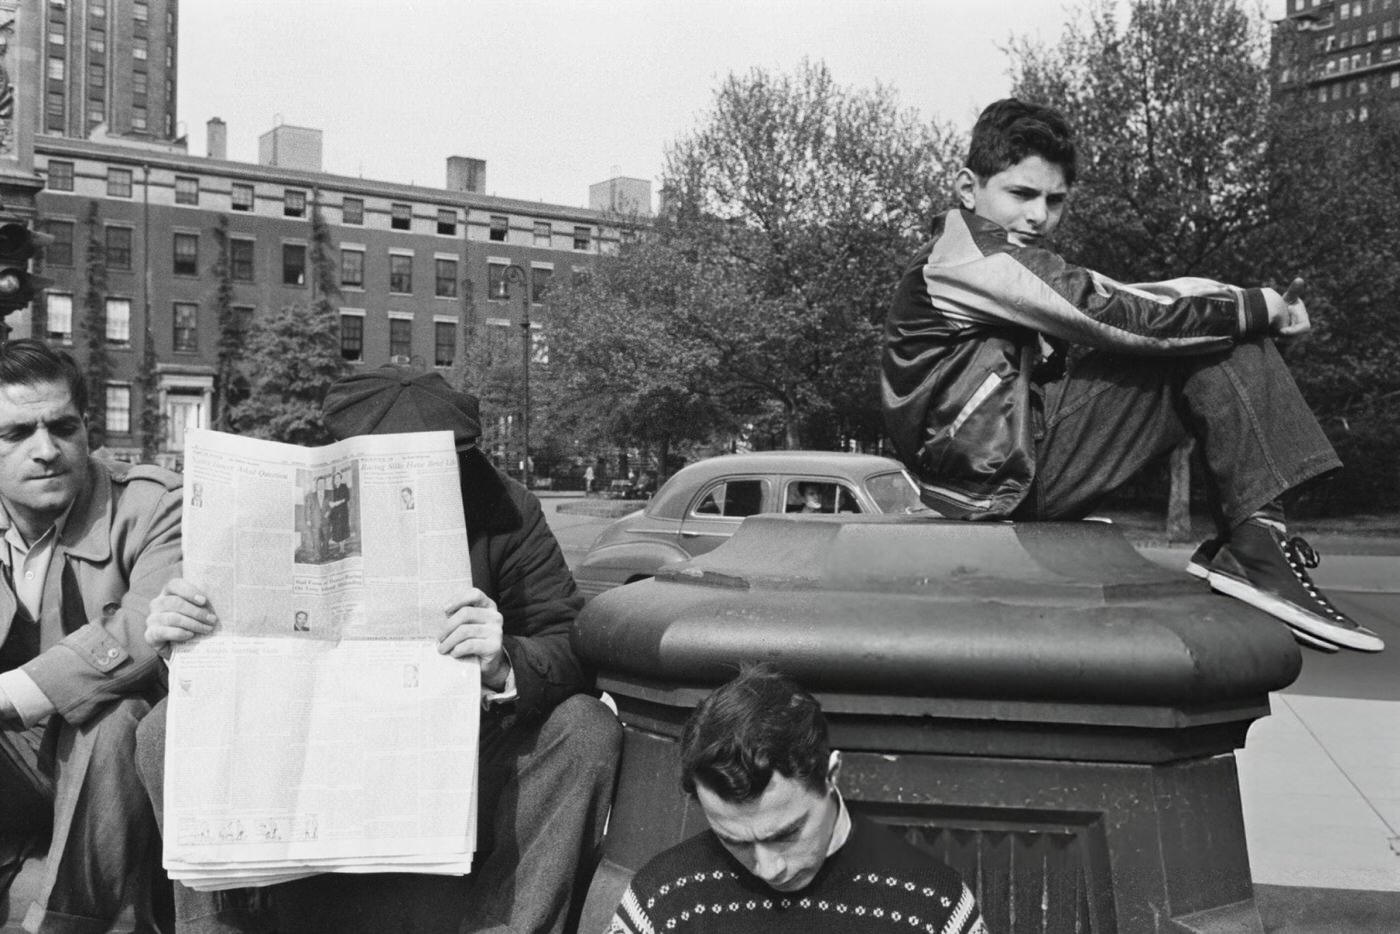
xmin=647 ymin=451 xmax=909 ymax=518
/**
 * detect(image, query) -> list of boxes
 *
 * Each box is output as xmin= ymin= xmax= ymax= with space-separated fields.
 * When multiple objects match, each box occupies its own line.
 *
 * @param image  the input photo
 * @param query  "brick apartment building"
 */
xmin=0 ymin=0 xmax=650 ymax=462
xmin=1274 ymin=0 xmax=1400 ymax=122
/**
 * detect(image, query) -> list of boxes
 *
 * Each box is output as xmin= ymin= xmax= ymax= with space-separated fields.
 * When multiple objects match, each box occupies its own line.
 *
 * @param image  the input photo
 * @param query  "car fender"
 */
xmin=576 ymin=540 xmax=692 ymax=583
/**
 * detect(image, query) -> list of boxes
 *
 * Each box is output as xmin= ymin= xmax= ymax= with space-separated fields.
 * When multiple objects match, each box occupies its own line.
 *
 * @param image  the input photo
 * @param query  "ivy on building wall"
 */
xmin=80 ymin=200 xmax=109 ymax=449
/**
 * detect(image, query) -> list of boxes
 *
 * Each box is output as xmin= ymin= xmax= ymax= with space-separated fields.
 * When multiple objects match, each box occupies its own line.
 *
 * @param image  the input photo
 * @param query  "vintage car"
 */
xmin=573 ymin=451 xmax=931 ymax=600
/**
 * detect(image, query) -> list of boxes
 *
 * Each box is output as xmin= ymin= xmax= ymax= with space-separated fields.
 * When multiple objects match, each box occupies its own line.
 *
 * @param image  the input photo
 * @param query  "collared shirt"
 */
xmin=0 ymin=505 xmax=70 ymax=727
xmin=826 ymin=789 xmax=853 ymax=857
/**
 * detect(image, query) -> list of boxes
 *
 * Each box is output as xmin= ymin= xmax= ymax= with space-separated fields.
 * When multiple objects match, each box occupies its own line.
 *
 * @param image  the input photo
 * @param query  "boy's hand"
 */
xmin=1269 ymin=277 xmax=1311 ymax=349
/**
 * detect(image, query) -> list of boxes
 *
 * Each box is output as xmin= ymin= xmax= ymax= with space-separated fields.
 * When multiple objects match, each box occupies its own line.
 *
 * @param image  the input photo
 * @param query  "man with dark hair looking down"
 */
xmin=606 ymin=665 xmax=986 ymax=934
xmin=883 ymin=98 xmax=1383 ymax=654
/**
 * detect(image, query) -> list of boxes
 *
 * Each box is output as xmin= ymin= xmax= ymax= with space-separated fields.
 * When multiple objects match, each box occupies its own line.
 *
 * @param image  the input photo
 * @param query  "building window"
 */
xmin=531 ymin=267 xmax=552 ymax=303
xmin=533 ymin=222 xmax=551 ymax=247
xmin=340 ymin=314 xmax=364 ymax=361
xmin=489 ymin=216 xmax=508 ymax=242
xmin=133 ymin=37 xmax=147 ymax=60
xmin=47 ymin=160 xmax=74 ymax=191
xmin=131 ymin=69 xmax=145 ymax=94
xmin=44 ymin=220 xmax=75 ymax=266
xmin=341 ymin=249 xmax=364 ymax=288
xmin=47 ymin=293 xmax=74 ymax=343
xmin=488 ymin=261 xmax=508 ymax=299
xmin=230 ymin=238 xmax=254 ymax=281
xmin=88 ymin=62 xmax=104 ymax=88
xmin=173 ymin=233 xmax=199 ymax=276
xmin=389 ymin=317 xmax=413 ymax=359
xmin=389 ymin=254 xmax=413 ymax=293
xmin=105 ymin=226 xmax=132 ymax=269
xmin=232 ymin=183 xmax=253 ymax=211
xmin=134 ymin=0 xmax=148 ymax=21
xmin=573 ymin=226 xmax=591 ymax=251
xmin=342 ymin=197 xmax=363 ymax=225
xmin=108 ymin=167 xmax=133 ymax=198
xmin=46 ymin=91 xmax=63 ymax=131
xmin=233 ymin=305 xmax=255 ymax=333
xmin=173 ymin=303 xmax=198 ymax=352
xmin=434 ymin=321 xmax=456 ymax=368
xmin=106 ymin=298 xmax=131 ymax=345
xmin=437 ymin=209 xmax=457 ymax=236
xmin=106 ymin=384 xmax=131 ymax=434
xmin=48 ymin=57 xmax=64 ymax=80
xmin=132 ymin=107 xmax=148 ymax=131
xmin=530 ymin=324 xmax=547 ymax=365
xmin=283 ymin=244 xmax=306 ymax=286
xmin=284 ymin=189 xmax=306 ymax=218
xmin=391 ymin=203 xmax=411 ymax=230
xmin=435 ymin=258 xmax=458 ymax=298
xmin=175 ymin=175 xmax=199 ymax=205
xmin=89 ymin=31 xmax=105 ymax=54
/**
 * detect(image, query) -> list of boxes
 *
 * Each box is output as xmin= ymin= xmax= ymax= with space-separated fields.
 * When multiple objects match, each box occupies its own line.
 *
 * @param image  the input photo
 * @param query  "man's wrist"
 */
xmin=480 ymin=651 xmax=511 ymax=692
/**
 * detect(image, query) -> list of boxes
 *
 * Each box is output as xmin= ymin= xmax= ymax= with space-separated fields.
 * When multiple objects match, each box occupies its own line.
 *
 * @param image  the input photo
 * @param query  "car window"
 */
xmin=865 ymin=470 xmax=929 ymax=514
xmin=784 ymin=480 xmax=860 ymax=514
xmin=692 ymin=479 xmax=766 ymax=518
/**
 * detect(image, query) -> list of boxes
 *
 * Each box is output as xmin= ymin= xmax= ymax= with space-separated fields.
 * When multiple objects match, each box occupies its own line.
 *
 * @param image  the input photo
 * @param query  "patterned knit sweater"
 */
xmin=606 ymin=814 xmax=986 ymax=934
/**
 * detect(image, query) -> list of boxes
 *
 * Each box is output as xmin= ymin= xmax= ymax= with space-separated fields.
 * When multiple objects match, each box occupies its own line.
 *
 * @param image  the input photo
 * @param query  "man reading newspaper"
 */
xmin=137 ymin=366 xmax=621 ymax=934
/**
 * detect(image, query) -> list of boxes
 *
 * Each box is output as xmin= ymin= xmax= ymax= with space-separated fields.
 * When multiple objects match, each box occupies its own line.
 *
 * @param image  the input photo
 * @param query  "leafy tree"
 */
xmin=138 ymin=307 xmax=162 ymax=462
xmin=1009 ymin=0 xmax=1274 ymax=284
xmin=230 ymin=204 xmax=347 ymax=445
xmin=542 ymin=238 xmax=736 ymax=483
xmin=210 ymin=215 xmax=247 ymax=431
xmin=1259 ymin=107 xmax=1400 ymax=512
xmin=547 ymin=60 xmax=959 ymax=455
xmin=665 ymin=60 xmax=961 ymax=448
xmin=79 ymin=201 xmax=109 ymax=449
xmin=230 ymin=302 xmax=348 ymax=445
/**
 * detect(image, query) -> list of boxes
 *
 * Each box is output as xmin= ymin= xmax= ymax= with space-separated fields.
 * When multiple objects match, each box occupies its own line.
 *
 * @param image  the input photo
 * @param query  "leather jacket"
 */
xmin=882 ymin=209 xmax=1273 ymax=518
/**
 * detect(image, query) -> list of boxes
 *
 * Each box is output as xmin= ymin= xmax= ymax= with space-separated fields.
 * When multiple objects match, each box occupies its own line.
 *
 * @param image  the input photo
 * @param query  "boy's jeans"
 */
xmin=1019 ymin=337 xmax=1340 ymax=532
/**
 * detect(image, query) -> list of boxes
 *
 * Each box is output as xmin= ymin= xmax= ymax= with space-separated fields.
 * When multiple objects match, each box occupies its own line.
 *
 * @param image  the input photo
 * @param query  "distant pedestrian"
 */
xmin=583 ymin=465 xmax=595 ymax=494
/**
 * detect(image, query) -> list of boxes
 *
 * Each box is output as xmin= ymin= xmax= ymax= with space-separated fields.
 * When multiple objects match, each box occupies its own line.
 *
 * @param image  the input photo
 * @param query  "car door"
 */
xmin=678 ymin=477 xmax=770 ymax=557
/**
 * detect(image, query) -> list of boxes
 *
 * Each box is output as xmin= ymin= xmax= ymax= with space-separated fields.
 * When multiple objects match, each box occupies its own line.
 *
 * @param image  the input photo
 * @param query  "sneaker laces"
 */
xmin=1281 ymin=535 xmax=1349 ymax=623
xmin=1283 ymin=535 xmax=1320 ymax=570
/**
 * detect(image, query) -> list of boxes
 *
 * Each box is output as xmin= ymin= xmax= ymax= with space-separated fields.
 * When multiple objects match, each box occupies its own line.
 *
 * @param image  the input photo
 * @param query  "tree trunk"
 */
xmin=1166 ymin=440 xmax=1195 ymax=543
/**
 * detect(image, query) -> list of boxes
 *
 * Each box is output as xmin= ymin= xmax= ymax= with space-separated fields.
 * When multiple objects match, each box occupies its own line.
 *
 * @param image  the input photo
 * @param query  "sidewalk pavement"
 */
xmin=1141 ymin=545 xmax=1400 ymax=932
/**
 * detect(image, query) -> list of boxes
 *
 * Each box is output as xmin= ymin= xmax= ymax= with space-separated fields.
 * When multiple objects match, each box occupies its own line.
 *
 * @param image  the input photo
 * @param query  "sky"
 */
xmin=176 ymin=0 xmax=1289 ymax=211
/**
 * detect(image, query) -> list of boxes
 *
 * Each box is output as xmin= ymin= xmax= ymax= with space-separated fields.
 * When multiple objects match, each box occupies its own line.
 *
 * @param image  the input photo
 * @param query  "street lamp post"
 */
xmin=502 ymin=264 xmax=531 ymax=489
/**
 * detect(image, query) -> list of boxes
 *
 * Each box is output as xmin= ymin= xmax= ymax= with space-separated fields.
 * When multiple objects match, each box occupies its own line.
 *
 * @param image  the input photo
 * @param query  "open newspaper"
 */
xmin=163 ymin=428 xmax=480 ymax=891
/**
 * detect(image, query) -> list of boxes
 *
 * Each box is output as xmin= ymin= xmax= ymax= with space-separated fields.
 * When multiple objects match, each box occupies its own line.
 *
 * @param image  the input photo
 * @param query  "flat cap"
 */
xmin=322 ymin=366 xmax=481 ymax=447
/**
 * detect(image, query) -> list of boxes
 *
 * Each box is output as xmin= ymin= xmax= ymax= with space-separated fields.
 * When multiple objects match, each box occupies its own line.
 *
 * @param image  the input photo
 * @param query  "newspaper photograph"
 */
xmin=163 ymin=428 xmax=480 ymax=890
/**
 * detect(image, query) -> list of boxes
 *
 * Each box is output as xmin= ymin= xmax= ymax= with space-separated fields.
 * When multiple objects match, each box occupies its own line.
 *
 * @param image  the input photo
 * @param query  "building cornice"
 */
xmin=33 ymin=135 xmax=621 ymax=224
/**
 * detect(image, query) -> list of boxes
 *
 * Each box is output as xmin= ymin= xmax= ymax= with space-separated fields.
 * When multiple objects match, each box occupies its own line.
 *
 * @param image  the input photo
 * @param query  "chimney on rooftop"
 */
xmin=259 ymin=123 xmax=323 ymax=172
xmin=447 ymin=157 xmax=486 ymax=194
xmin=207 ymin=118 xmax=227 ymax=161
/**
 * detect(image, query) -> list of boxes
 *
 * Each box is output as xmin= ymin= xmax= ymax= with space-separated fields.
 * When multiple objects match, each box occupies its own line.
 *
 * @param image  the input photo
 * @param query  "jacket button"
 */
xmin=106 ymin=648 xmax=120 ymax=659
